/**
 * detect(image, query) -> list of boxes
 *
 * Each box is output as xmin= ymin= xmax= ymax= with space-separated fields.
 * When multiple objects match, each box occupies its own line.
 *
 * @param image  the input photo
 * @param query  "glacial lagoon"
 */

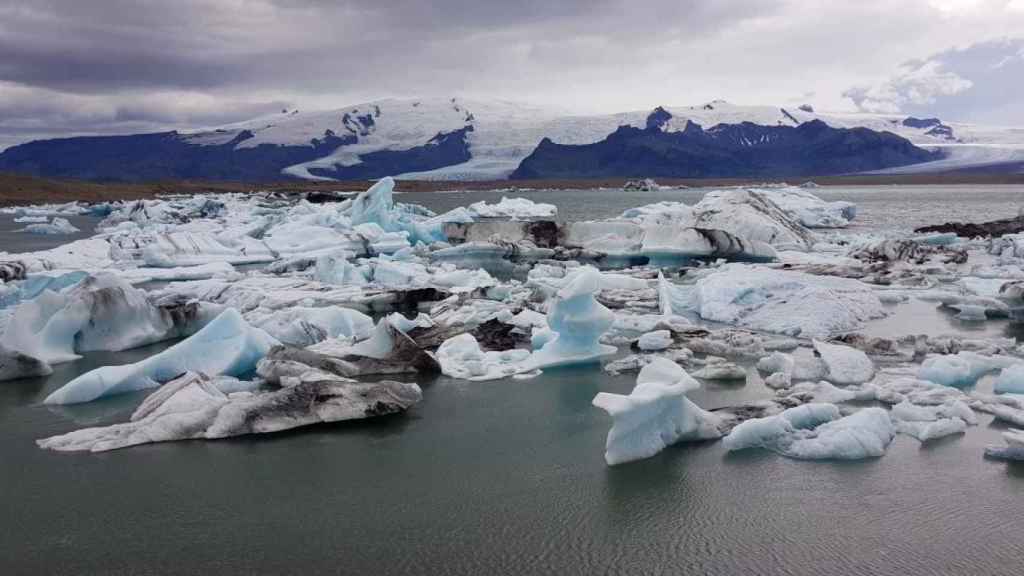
xmin=2 ymin=184 xmax=1024 ymax=575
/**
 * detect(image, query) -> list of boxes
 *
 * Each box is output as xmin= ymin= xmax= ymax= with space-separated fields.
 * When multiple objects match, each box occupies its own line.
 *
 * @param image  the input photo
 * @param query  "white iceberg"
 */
xmin=813 ymin=340 xmax=875 ymax=385
xmin=247 ymin=306 xmax=374 ymax=347
xmin=468 ymin=197 xmax=556 ymax=219
xmin=637 ymin=330 xmax=673 ymax=351
xmin=724 ymin=404 xmax=895 ymax=460
xmin=917 ymin=352 xmax=1016 ymax=388
xmin=692 ymin=189 xmax=814 ymax=250
xmin=1 ymin=273 xmax=213 ymax=366
xmin=592 ymin=357 xmax=723 ymax=465
xmin=690 ymin=265 xmax=885 ymax=338
xmin=435 ymin=333 xmax=530 ymax=381
xmin=993 ymin=363 xmax=1024 ymax=394
xmin=524 ymin=267 xmax=617 ymax=370
xmin=22 ymin=217 xmax=80 ymax=235
xmin=43 ymin=308 xmax=278 ymax=405
xmin=760 ymin=187 xmax=856 ymax=228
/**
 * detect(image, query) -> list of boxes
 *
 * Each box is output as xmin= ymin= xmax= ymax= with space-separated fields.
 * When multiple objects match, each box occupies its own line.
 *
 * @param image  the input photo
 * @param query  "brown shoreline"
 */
xmin=2 ymin=170 xmax=1023 ymax=206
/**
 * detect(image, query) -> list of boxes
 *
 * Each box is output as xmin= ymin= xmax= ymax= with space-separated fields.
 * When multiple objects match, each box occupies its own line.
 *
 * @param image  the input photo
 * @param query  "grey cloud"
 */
xmin=1 ymin=0 xmax=1023 ymax=149
xmin=846 ymin=37 xmax=1024 ymax=124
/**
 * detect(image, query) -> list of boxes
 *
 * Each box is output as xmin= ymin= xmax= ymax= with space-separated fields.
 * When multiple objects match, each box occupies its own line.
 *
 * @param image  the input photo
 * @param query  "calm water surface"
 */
xmin=2 ymin=185 xmax=1024 ymax=575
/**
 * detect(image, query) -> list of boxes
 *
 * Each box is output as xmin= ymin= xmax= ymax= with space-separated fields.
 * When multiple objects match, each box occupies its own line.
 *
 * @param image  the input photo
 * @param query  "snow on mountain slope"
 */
xmin=178 ymin=97 xmax=1024 ymax=180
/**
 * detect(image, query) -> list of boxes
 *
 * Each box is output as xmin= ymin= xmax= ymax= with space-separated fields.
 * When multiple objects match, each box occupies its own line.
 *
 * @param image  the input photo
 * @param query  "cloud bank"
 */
xmin=1 ymin=0 xmax=1022 ymax=149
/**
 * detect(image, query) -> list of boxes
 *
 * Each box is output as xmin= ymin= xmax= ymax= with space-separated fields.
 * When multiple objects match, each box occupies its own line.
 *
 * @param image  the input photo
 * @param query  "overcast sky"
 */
xmin=1 ymin=0 xmax=1023 ymax=149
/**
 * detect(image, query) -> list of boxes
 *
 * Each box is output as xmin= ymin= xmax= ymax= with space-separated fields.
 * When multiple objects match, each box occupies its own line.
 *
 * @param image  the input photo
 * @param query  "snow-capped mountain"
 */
xmin=1 ymin=97 xmax=1021 ymax=182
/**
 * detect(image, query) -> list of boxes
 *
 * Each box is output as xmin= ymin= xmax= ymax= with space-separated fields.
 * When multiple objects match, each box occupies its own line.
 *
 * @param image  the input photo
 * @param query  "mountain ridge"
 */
xmin=1 ymin=97 xmax=1021 ymax=182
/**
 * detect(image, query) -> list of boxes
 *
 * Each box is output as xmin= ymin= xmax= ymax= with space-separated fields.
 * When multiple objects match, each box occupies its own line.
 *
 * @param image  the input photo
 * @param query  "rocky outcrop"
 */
xmin=915 ymin=215 xmax=1024 ymax=238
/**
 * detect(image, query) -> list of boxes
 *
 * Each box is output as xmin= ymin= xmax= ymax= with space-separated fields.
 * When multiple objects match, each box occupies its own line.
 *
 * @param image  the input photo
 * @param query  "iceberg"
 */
xmin=637 ymin=330 xmax=673 ymax=351
xmin=247 ymin=306 xmax=374 ymax=347
xmin=592 ymin=357 xmax=723 ymax=465
xmin=22 ymin=217 xmax=80 ymax=235
xmin=435 ymin=333 xmax=530 ymax=381
xmin=692 ymin=189 xmax=814 ymax=250
xmin=37 ymin=371 xmax=422 ymax=452
xmin=690 ymin=265 xmax=885 ymax=338
xmin=1 ymin=273 xmax=213 ymax=366
xmin=813 ymin=340 xmax=875 ymax=385
xmin=724 ymin=404 xmax=895 ymax=460
xmin=917 ymin=352 xmax=1015 ymax=388
xmin=43 ymin=308 xmax=278 ymax=405
xmin=468 ymin=197 xmax=556 ymax=219
xmin=761 ymin=187 xmax=856 ymax=228
xmin=993 ymin=363 xmax=1024 ymax=394
xmin=257 ymin=318 xmax=441 ymax=382
xmin=984 ymin=430 xmax=1024 ymax=461
xmin=524 ymin=267 xmax=617 ymax=370
xmin=0 ymin=343 xmax=52 ymax=381
xmin=691 ymin=357 xmax=747 ymax=380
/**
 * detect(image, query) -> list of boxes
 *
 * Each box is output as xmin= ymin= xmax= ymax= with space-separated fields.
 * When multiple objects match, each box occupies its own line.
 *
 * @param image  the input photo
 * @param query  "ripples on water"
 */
xmin=2 ymin=185 xmax=1024 ymax=575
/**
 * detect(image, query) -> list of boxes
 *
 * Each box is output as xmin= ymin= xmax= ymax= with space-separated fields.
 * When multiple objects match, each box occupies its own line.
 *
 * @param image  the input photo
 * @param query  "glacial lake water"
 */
xmin=3 ymin=185 xmax=1024 ymax=575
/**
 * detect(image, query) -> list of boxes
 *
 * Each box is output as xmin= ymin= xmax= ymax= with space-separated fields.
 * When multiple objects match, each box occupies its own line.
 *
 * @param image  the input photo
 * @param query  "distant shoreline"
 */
xmin=1 ymin=170 xmax=1023 ymax=206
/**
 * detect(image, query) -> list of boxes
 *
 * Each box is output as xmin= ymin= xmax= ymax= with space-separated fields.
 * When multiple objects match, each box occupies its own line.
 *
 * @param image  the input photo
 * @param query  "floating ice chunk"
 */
xmin=118 ymin=262 xmax=237 ymax=285
xmin=1 ymin=273 xmax=212 ymax=365
xmin=314 ymin=251 xmax=367 ymax=285
xmin=592 ymin=357 xmax=722 ymax=465
xmin=435 ymin=333 xmax=530 ymax=381
xmin=691 ymin=265 xmax=885 ymax=338
xmin=525 ymin=267 xmax=617 ymax=369
xmin=760 ymin=187 xmax=857 ymax=228
xmin=637 ymin=330 xmax=672 ymax=351
xmin=43 ymin=308 xmax=278 ymax=405
xmin=0 ymin=342 xmax=52 ymax=381
xmin=993 ymin=363 xmax=1024 ymax=394
xmin=954 ymin=304 xmax=988 ymax=321
xmin=783 ymin=380 xmax=864 ymax=404
xmin=13 ymin=215 xmax=48 ymax=223
xmin=890 ymin=398 xmax=975 ymax=441
xmin=692 ymin=357 xmax=746 ymax=380
xmin=692 ymin=189 xmax=814 ymax=250
xmin=890 ymin=399 xmax=977 ymax=425
xmin=468 ymin=197 xmax=556 ymax=220
xmin=350 ymin=177 xmax=397 ymax=229
xmin=247 ymin=306 xmax=374 ymax=347
xmin=723 ymin=403 xmax=841 ymax=451
xmin=620 ymin=202 xmax=695 ymax=226
xmin=895 ymin=418 xmax=967 ymax=441
xmin=37 ymin=371 xmax=422 ymax=452
xmin=22 ymin=217 xmax=80 ymax=235
xmin=984 ymin=429 xmax=1024 ymax=461
xmin=724 ymin=405 xmax=894 ymax=460
xmin=813 ymin=340 xmax=875 ymax=385
xmin=757 ymin=352 xmax=794 ymax=376
xmin=917 ymin=352 xmax=1016 ymax=388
